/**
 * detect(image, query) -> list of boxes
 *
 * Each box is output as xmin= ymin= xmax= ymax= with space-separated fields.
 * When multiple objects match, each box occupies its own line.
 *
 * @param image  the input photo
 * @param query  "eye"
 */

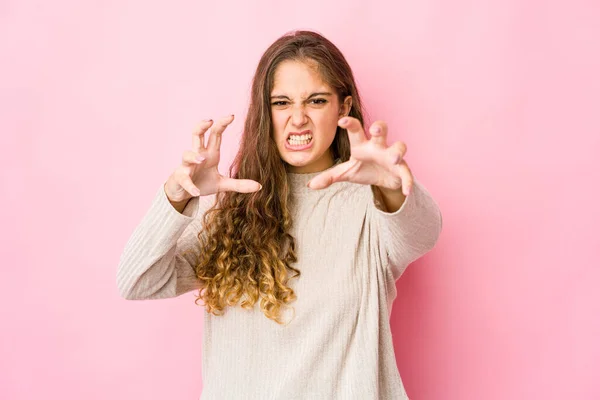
xmin=271 ymin=101 xmax=289 ymax=106
xmin=310 ymin=98 xmax=327 ymax=105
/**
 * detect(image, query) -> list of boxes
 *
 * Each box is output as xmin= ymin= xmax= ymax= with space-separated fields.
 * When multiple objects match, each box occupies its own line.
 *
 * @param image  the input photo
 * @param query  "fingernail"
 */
xmin=196 ymin=155 xmax=205 ymax=162
xmin=339 ymin=117 xmax=348 ymax=125
xmin=372 ymin=126 xmax=381 ymax=134
xmin=259 ymin=184 xmax=263 ymax=190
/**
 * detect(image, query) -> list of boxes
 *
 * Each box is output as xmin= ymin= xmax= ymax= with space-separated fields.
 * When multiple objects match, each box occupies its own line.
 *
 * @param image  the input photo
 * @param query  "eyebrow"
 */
xmin=270 ymin=92 xmax=333 ymax=100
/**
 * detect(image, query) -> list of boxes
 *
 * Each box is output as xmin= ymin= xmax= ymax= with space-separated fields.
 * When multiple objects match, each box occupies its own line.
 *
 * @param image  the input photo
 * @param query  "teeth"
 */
xmin=288 ymin=134 xmax=312 ymax=146
xmin=288 ymin=134 xmax=312 ymax=141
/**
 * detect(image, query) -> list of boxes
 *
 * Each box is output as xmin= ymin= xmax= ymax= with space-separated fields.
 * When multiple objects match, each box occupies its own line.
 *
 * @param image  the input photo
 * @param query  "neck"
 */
xmin=285 ymin=150 xmax=334 ymax=174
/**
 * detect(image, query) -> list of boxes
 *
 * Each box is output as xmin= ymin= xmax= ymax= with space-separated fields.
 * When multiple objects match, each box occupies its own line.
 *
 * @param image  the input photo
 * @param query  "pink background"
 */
xmin=1 ymin=0 xmax=599 ymax=399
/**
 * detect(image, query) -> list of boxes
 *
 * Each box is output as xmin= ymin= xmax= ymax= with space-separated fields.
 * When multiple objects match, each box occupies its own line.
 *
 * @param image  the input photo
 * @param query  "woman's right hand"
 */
xmin=164 ymin=115 xmax=262 ymax=205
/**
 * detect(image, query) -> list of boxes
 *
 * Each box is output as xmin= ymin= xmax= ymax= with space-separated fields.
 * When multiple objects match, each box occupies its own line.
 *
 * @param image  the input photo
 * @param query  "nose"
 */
xmin=290 ymin=105 xmax=308 ymax=128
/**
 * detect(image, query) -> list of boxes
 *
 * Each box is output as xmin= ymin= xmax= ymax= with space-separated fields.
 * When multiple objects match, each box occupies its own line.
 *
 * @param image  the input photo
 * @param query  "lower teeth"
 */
xmin=289 ymin=139 xmax=311 ymax=146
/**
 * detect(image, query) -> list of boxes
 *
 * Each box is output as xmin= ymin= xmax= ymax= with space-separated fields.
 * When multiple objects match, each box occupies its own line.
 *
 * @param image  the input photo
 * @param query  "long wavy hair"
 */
xmin=193 ymin=30 xmax=366 ymax=324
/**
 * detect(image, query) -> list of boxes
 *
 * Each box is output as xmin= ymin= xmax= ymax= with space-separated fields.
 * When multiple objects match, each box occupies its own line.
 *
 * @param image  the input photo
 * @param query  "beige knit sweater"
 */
xmin=117 ymin=170 xmax=442 ymax=400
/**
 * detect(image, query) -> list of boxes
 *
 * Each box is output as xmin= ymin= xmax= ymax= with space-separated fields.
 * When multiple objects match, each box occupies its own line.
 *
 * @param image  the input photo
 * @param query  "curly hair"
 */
xmin=193 ymin=30 xmax=366 ymax=324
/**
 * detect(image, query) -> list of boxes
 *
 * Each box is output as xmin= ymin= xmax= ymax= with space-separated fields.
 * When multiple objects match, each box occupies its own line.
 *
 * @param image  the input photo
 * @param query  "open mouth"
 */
xmin=287 ymin=132 xmax=313 ymax=146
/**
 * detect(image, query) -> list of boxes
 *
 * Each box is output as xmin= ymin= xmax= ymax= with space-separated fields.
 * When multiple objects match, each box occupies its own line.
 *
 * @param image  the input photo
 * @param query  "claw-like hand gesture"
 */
xmin=164 ymin=115 xmax=262 ymax=205
xmin=307 ymin=117 xmax=413 ymax=196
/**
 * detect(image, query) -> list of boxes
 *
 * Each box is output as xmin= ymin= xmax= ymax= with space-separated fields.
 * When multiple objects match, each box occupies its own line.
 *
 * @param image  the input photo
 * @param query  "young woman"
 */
xmin=117 ymin=30 xmax=442 ymax=400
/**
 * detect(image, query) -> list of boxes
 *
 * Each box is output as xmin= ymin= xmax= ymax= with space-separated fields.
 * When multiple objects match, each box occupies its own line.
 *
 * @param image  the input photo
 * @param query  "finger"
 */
xmin=368 ymin=121 xmax=388 ymax=147
xmin=192 ymin=120 xmax=213 ymax=152
xmin=307 ymin=160 xmax=359 ymax=189
xmin=395 ymin=161 xmax=414 ymax=196
xmin=338 ymin=116 xmax=367 ymax=148
xmin=182 ymin=150 xmax=207 ymax=166
xmin=218 ymin=177 xmax=262 ymax=193
xmin=346 ymin=141 xmax=389 ymax=164
xmin=207 ymin=114 xmax=235 ymax=152
xmin=387 ymin=141 xmax=407 ymax=166
xmin=178 ymin=174 xmax=201 ymax=197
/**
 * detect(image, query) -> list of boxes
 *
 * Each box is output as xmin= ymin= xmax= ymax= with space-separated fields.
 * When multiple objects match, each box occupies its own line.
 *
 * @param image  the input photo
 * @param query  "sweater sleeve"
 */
xmin=116 ymin=184 xmax=216 ymax=300
xmin=369 ymin=178 xmax=443 ymax=281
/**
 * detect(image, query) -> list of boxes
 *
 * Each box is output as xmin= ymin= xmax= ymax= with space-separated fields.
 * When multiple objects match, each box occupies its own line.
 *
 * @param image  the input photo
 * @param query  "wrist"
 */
xmin=376 ymin=184 xmax=403 ymax=195
xmin=373 ymin=184 xmax=406 ymax=213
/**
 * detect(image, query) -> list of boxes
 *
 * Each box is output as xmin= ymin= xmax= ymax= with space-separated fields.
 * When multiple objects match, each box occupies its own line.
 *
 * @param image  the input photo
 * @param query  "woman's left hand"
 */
xmin=307 ymin=117 xmax=414 ymax=196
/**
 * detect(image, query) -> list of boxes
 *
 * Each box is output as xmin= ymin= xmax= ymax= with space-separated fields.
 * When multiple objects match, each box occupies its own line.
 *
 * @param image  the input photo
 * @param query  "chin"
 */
xmin=284 ymin=157 xmax=310 ymax=167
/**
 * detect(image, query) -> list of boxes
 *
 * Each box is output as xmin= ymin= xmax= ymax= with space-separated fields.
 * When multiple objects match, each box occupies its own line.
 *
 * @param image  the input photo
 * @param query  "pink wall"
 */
xmin=2 ymin=0 xmax=598 ymax=399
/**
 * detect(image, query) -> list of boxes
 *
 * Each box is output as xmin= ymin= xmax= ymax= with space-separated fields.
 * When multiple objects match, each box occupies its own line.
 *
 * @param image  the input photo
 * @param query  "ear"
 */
xmin=339 ymin=96 xmax=353 ymax=117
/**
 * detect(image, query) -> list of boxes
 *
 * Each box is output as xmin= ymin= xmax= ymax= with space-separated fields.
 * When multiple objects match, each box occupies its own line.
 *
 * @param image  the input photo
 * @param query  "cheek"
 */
xmin=271 ymin=112 xmax=287 ymax=137
xmin=312 ymin=110 xmax=339 ymax=132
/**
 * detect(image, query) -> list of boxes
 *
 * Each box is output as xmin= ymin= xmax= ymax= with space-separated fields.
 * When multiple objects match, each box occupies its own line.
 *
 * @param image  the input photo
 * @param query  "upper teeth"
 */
xmin=289 ymin=134 xmax=312 ymax=140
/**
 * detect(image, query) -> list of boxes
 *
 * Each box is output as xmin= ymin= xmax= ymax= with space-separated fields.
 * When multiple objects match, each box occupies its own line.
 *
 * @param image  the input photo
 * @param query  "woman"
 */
xmin=117 ymin=30 xmax=442 ymax=400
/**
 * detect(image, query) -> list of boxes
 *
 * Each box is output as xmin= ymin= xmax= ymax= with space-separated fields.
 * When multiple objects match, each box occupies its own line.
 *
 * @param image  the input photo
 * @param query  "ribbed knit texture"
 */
xmin=117 ymin=171 xmax=442 ymax=400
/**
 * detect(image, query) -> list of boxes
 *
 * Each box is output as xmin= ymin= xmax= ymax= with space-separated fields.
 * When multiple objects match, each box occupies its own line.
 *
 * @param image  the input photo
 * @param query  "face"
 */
xmin=270 ymin=60 xmax=352 ymax=173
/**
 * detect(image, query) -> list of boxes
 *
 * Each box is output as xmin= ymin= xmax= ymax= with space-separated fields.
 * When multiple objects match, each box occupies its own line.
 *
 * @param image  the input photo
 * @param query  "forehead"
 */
xmin=271 ymin=60 xmax=331 ymax=96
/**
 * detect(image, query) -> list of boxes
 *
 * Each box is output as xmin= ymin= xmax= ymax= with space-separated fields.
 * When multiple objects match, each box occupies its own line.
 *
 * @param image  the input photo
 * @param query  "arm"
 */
xmin=370 ymin=177 xmax=443 ymax=280
xmin=116 ymin=184 xmax=215 ymax=300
